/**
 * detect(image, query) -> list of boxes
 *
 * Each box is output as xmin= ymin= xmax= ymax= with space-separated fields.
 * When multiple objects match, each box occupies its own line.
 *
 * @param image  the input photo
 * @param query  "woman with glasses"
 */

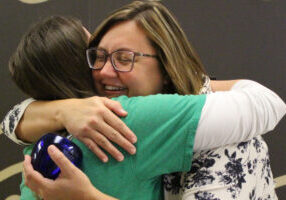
xmin=3 ymin=1 xmax=285 ymax=200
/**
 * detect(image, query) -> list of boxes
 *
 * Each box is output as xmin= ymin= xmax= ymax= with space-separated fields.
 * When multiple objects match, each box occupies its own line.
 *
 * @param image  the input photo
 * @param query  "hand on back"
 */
xmin=58 ymin=96 xmax=137 ymax=162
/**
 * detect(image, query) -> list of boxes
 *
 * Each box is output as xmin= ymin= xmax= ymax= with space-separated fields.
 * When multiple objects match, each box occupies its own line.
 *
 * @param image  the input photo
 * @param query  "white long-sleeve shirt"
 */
xmin=194 ymin=79 xmax=286 ymax=151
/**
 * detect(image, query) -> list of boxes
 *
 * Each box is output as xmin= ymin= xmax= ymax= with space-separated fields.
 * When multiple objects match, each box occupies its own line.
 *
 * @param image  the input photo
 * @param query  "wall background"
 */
xmin=0 ymin=0 xmax=285 ymax=199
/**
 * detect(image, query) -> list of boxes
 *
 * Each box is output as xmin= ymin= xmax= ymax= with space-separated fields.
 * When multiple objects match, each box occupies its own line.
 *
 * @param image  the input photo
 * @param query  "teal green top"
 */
xmin=20 ymin=94 xmax=206 ymax=200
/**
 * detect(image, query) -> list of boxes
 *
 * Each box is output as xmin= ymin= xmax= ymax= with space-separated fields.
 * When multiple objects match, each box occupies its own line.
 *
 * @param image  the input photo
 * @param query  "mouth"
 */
xmin=102 ymin=85 xmax=127 ymax=96
xmin=104 ymin=85 xmax=126 ymax=91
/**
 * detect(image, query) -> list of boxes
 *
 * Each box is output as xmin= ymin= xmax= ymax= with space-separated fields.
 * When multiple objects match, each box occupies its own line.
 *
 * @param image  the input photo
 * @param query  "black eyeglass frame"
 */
xmin=86 ymin=48 xmax=157 ymax=72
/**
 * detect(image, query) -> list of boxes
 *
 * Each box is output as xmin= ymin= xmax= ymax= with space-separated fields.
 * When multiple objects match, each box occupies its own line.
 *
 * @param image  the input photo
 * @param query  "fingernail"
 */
xmin=120 ymin=109 xmax=127 ymax=114
xmin=132 ymin=136 xmax=137 ymax=143
xmin=118 ymin=155 xmax=124 ymax=162
xmin=49 ymin=145 xmax=56 ymax=153
xmin=130 ymin=147 xmax=136 ymax=154
xmin=102 ymin=157 xmax=108 ymax=163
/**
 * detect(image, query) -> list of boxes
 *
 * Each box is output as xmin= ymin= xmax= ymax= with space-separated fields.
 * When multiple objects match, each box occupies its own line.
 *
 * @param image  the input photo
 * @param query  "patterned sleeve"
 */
xmin=199 ymin=75 xmax=212 ymax=94
xmin=1 ymin=98 xmax=35 ymax=145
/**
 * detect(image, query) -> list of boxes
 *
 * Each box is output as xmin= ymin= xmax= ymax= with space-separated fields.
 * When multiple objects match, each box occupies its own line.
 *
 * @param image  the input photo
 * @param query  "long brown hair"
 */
xmin=89 ymin=0 xmax=207 ymax=94
xmin=9 ymin=16 xmax=95 ymax=100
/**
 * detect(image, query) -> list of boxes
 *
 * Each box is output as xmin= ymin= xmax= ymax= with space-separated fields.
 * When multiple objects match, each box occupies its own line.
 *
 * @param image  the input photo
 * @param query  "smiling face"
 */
xmin=92 ymin=20 xmax=165 ymax=98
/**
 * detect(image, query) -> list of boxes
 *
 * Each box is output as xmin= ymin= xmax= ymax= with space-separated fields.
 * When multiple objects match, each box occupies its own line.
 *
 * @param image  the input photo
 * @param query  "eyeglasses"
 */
xmin=86 ymin=48 xmax=157 ymax=72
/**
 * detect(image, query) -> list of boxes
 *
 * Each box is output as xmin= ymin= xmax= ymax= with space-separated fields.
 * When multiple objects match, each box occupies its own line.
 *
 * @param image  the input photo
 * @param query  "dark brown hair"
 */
xmin=9 ymin=16 xmax=95 ymax=100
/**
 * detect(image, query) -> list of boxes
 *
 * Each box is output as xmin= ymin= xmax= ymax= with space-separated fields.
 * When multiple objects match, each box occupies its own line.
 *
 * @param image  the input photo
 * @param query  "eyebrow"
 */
xmin=97 ymin=46 xmax=137 ymax=53
xmin=97 ymin=47 xmax=106 ymax=51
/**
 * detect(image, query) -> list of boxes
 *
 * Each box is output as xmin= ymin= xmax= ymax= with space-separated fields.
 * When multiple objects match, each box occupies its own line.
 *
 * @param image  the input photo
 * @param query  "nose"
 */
xmin=99 ymin=59 xmax=118 ymax=78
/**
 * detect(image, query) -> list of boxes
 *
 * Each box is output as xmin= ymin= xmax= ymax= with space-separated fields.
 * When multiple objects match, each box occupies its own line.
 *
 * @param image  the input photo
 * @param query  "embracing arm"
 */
xmin=1 ymin=97 xmax=137 ymax=162
xmin=194 ymin=79 xmax=286 ymax=151
xmin=121 ymin=79 xmax=285 ymax=176
xmin=16 ymin=100 xmax=64 ymax=142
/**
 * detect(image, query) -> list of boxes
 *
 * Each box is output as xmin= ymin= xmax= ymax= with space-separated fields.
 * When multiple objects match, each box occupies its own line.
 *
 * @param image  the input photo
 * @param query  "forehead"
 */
xmin=98 ymin=20 xmax=154 ymax=52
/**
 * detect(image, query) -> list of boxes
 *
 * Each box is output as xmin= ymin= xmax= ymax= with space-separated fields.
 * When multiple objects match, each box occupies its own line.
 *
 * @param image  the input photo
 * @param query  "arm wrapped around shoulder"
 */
xmin=194 ymin=80 xmax=286 ymax=151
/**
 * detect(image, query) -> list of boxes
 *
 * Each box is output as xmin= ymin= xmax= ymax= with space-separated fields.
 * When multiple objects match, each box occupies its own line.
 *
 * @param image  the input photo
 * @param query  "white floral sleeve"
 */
xmin=1 ymin=98 xmax=35 ymax=145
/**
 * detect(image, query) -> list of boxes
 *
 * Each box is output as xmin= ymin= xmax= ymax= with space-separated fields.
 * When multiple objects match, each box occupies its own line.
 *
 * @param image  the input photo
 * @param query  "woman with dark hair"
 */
xmin=9 ymin=16 xmax=94 ymax=100
xmin=3 ymin=1 xmax=286 ymax=200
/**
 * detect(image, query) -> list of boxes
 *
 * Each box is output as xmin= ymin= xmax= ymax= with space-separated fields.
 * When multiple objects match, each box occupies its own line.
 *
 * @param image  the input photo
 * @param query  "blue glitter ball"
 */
xmin=31 ymin=133 xmax=82 ymax=180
